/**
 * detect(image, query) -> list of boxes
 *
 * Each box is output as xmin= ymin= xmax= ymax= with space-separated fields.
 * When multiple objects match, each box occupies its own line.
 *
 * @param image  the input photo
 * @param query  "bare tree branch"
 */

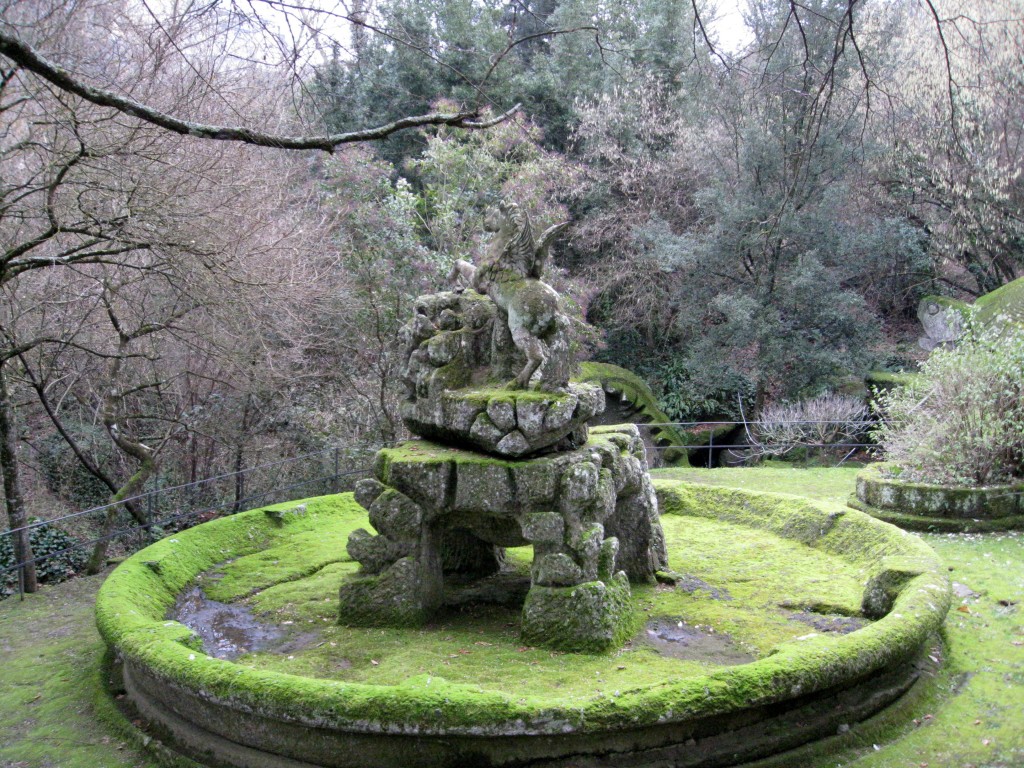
xmin=0 ymin=29 xmax=519 ymax=151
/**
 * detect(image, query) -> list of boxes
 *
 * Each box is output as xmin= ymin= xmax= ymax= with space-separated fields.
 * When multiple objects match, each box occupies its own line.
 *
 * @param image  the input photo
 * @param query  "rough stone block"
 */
xmin=339 ymin=556 xmax=441 ymax=627
xmin=521 ymin=573 xmax=634 ymax=653
xmin=368 ymin=489 xmax=423 ymax=541
xmin=427 ymin=360 xmax=471 ymax=399
xmin=487 ymin=398 xmax=517 ymax=432
xmin=572 ymin=523 xmax=605 ymax=569
xmin=511 ymin=460 xmax=560 ymax=507
xmin=533 ymin=553 xmax=584 ymax=587
xmin=496 ymin=430 xmax=530 ymax=456
xmin=605 ymin=483 xmax=667 ymax=582
xmin=427 ymin=332 xmax=462 ymax=366
xmin=561 ymin=461 xmax=600 ymax=505
xmin=543 ymin=393 xmax=578 ymax=432
xmin=346 ymin=528 xmax=409 ymax=575
xmin=387 ymin=458 xmax=452 ymax=514
xmin=596 ymin=469 xmax=617 ymax=521
xmin=438 ymin=308 xmax=462 ymax=330
xmin=470 ymin=412 xmax=504 ymax=445
xmin=516 ymin=400 xmax=547 ymax=441
xmin=598 ymin=537 xmax=619 ymax=581
xmin=454 ymin=461 xmax=513 ymax=515
xmin=354 ymin=478 xmax=387 ymax=511
xmin=619 ymin=456 xmax=645 ymax=495
xmin=443 ymin=397 xmax=481 ymax=434
xmin=521 ymin=512 xmax=565 ymax=544
xmin=575 ymin=386 xmax=606 ymax=420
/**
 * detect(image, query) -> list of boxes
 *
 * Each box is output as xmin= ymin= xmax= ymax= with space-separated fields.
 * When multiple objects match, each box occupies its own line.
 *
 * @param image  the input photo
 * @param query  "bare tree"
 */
xmin=0 ymin=0 xmax=335 ymax=588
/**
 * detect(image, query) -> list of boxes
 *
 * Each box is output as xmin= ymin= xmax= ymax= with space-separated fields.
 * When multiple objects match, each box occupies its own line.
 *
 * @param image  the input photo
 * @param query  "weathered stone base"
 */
xmin=111 ymin=635 xmax=935 ymax=768
xmin=98 ymin=478 xmax=953 ymax=768
xmin=337 ymin=556 xmax=442 ymax=627
xmin=521 ymin=572 xmax=634 ymax=653
xmin=401 ymin=383 xmax=604 ymax=458
xmin=339 ymin=425 xmax=667 ymax=651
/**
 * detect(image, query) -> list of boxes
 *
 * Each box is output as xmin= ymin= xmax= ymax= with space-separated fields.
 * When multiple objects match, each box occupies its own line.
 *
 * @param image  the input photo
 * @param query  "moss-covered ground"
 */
xmin=0 ymin=464 xmax=1019 ymax=766
xmin=0 ymin=572 xmax=166 ymax=768
xmin=213 ymin=508 xmax=864 ymax=702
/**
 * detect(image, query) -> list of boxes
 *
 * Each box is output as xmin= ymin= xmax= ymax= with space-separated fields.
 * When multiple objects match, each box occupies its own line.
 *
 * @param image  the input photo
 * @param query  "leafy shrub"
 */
xmin=1 ymin=520 xmax=87 ymax=598
xmin=651 ymin=358 xmax=755 ymax=422
xmin=753 ymin=393 xmax=870 ymax=457
xmin=872 ymin=320 xmax=1024 ymax=485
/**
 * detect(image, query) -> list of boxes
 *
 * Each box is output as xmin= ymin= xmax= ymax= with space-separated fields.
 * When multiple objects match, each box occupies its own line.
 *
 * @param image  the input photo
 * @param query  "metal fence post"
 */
xmin=707 ymin=431 xmax=713 ymax=469
xmin=333 ymin=446 xmax=340 ymax=494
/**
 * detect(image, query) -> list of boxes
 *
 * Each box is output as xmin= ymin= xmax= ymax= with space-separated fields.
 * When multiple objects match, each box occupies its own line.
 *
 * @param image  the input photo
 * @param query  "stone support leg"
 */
xmin=521 ymin=572 xmax=634 ymax=653
xmin=339 ymin=524 xmax=443 ymax=627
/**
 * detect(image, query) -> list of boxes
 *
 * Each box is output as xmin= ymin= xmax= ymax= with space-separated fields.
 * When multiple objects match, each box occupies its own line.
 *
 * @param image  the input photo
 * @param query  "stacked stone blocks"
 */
xmin=339 ymin=425 xmax=666 ymax=651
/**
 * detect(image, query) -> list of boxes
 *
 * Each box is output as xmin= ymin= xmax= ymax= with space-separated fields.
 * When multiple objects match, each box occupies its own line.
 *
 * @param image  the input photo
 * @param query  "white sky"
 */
xmin=706 ymin=0 xmax=755 ymax=53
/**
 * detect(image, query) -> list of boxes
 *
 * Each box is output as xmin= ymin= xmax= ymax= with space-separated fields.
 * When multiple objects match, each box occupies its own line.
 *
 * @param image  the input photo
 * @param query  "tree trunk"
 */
xmin=86 ymin=337 xmax=157 ymax=575
xmin=231 ymin=395 xmax=251 ymax=513
xmin=85 ymin=458 xmax=154 ymax=575
xmin=0 ymin=363 xmax=37 ymax=592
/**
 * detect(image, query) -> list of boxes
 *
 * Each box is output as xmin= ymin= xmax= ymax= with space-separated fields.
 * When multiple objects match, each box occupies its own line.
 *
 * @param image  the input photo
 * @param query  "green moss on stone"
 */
xmin=854 ymin=462 xmax=1024 ymax=531
xmin=576 ymin=361 xmax=693 ymax=465
xmin=521 ymin=573 xmax=637 ymax=653
xmin=973 ymin=275 xmax=1024 ymax=327
xmin=96 ymin=480 xmax=950 ymax=737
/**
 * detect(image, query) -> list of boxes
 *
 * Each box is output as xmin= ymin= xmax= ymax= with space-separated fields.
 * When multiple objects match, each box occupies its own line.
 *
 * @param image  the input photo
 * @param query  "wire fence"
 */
xmin=0 ymin=420 xmax=879 ymax=600
xmin=639 ymin=419 xmax=879 ymax=469
xmin=1 ymin=446 xmax=375 ymax=601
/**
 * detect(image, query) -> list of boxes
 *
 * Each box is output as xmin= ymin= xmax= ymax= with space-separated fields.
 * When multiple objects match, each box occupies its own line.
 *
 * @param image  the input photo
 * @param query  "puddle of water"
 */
xmin=171 ymin=586 xmax=286 ymax=660
xmin=640 ymin=618 xmax=756 ymax=665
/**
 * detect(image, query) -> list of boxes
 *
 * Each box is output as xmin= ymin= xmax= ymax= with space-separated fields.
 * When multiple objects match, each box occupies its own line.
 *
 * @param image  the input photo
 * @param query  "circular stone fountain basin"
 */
xmin=852 ymin=462 xmax=1024 ymax=532
xmin=96 ymin=478 xmax=951 ymax=768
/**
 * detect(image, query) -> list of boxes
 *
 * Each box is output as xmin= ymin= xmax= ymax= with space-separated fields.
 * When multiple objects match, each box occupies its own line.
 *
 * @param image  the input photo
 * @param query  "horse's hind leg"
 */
xmin=510 ymin=327 xmax=545 ymax=389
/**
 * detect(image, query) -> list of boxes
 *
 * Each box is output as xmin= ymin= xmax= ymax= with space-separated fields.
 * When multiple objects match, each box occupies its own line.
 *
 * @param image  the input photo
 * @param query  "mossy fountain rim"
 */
xmin=852 ymin=461 xmax=1024 ymax=532
xmin=96 ymin=478 xmax=951 ymax=767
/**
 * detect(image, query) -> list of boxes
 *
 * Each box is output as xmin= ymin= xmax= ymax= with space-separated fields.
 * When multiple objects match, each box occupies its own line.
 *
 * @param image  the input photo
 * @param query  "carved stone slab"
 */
xmin=401 ymin=383 xmax=605 ymax=457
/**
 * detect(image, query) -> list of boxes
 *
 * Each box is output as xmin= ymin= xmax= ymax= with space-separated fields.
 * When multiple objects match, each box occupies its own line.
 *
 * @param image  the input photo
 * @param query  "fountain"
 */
xmin=96 ymin=200 xmax=951 ymax=767
xmin=338 ymin=200 xmax=665 ymax=651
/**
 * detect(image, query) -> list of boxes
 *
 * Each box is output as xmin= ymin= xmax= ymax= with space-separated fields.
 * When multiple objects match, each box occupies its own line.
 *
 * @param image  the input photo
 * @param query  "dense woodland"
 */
xmin=1 ymin=0 xmax=1022 ymax=585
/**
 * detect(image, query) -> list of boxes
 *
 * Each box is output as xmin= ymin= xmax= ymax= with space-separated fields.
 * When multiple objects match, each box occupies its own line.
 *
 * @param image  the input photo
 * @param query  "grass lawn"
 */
xmin=1 ymin=464 xmax=1021 ymax=768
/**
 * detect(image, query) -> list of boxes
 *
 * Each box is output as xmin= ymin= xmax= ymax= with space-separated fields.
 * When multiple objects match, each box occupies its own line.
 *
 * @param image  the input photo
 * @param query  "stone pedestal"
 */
xmin=339 ymin=424 xmax=666 ymax=651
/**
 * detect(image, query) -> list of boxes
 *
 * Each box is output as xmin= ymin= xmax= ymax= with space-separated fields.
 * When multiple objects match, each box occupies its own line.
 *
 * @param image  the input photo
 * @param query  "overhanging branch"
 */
xmin=0 ymin=30 xmax=519 ymax=151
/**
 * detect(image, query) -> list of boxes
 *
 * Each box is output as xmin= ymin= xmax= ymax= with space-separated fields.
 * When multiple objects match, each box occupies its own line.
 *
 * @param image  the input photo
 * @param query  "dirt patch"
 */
xmin=787 ymin=611 xmax=868 ymax=634
xmin=639 ymin=617 xmax=756 ymax=665
xmin=672 ymin=574 xmax=733 ymax=601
